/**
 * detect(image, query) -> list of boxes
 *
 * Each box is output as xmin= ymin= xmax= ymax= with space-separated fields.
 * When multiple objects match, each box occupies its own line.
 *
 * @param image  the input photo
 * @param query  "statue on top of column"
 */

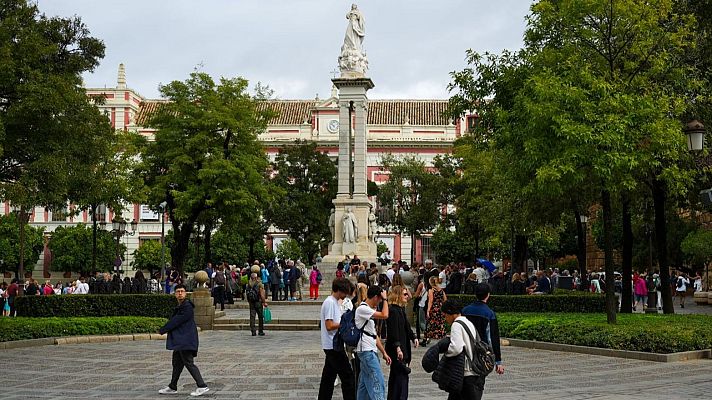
xmin=339 ymin=4 xmax=369 ymax=77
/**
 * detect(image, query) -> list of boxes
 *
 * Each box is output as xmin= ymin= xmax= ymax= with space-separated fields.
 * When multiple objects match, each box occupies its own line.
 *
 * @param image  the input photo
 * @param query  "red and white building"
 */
xmin=5 ymin=64 xmax=475 ymax=277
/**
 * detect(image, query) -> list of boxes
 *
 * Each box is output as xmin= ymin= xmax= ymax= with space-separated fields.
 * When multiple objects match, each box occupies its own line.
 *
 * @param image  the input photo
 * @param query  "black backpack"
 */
xmin=333 ymin=304 xmax=376 ymax=351
xmin=246 ymin=284 xmax=260 ymax=303
xmin=454 ymin=320 xmax=496 ymax=377
xmin=293 ymin=266 xmax=302 ymax=279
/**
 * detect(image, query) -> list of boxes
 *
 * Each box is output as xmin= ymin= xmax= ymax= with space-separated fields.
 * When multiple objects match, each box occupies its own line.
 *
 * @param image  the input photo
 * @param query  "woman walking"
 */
xmin=386 ymin=285 xmax=418 ymax=400
xmin=423 ymin=276 xmax=447 ymax=346
xmin=309 ymin=265 xmax=321 ymax=300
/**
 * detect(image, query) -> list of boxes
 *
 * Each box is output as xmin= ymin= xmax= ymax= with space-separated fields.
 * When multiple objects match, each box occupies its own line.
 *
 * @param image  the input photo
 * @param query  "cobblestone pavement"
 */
xmin=2 ymin=330 xmax=711 ymax=400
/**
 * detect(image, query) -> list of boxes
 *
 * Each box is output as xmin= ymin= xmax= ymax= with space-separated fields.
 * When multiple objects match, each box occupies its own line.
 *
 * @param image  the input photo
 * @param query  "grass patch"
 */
xmin=0 ymin=316 xmax=167 ymax=342
xmin=499 ymin=313 xmax=712 ymax=353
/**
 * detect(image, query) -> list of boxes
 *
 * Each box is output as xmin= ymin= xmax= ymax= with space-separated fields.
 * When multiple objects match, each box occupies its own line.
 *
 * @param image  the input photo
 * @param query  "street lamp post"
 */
xmin=159 ymin=202 xmax=167 ymax=283
xmin=580 ymin=215 xmax=589 ymax=291
xmin=105 ymin=218 xmax=137 ymax=276
xmin=684 ymin=120 xmax=708 ymax=292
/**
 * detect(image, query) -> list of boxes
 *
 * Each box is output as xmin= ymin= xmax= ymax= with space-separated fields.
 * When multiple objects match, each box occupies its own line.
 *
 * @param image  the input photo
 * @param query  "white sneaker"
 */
xmin=191 ymin=387 xmax=210 ymax=397
xmin=158 ymin=387 xmax=178 ymax=395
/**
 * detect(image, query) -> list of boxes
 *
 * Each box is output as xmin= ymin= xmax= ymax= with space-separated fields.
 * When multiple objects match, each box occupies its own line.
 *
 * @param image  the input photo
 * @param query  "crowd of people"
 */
xmin=318 ymin=258 xmax=506 ymax=400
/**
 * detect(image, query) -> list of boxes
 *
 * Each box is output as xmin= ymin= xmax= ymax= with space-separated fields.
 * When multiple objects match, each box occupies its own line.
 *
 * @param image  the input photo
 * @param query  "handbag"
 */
xmin=454 ymin=320 xmax=495 ymax=377
xmin=263 ymin=306 xmax=272 ymax=323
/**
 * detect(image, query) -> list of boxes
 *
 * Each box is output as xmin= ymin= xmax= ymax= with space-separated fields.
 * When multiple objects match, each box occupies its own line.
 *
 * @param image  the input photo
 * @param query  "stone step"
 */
xmin=214 ymin=310 xmax=226 ymax=318
xmin=213 ymin=323 xmax=320 ymax=331
xmin=224 ymin=300 xmax=324 ymax=309
xmin=215 ymin=318 xmax=318 ymax=325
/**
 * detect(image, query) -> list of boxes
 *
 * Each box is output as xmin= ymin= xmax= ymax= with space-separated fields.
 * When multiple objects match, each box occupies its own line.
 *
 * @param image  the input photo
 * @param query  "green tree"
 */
xmin=0 ymin=213 xmax=44 ymax=275
xmin=49 ymin=224 xmax=125 ymax=275
xmin=69 ymin=129 xmax=145 ymax=273
xmin=0 ymin=0 xmax=108 ymax=282
xmin=137 ymin=72 xmax=274 ymax=274
xmin=275 ymin=238 xmax=303 ymax=261
xmin=210 ymin=223 xmax=267 ymax=266
xmin=449 ymin=0 xmax=700 ymax=321
xmin=430 ymin=227 xmax=476 ymax=264
xmin=131 ymin=240 xmax=169 ymax=277
xmin=266 ymin=140 xmax=336 ymax=263
xmin=377 ymin=155 xmax=443 ymax=265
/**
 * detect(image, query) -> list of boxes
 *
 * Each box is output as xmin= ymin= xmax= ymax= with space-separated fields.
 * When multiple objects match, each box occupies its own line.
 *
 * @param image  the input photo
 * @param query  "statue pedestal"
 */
xmin=322 ymin=195 xmax=378 ymax=264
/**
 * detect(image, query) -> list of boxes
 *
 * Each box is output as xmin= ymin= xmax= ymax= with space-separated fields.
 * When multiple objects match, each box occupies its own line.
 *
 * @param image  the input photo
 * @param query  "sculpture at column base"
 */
xmin=322 ymin=198 xmax=378 ymax=264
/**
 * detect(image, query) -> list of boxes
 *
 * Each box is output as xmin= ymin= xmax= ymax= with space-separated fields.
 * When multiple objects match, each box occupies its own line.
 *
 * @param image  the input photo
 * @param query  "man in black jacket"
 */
xmin=462 ymin=283 xmax=505 ymax=376
xmin=158 ymin=284 xmax=210 ymax=397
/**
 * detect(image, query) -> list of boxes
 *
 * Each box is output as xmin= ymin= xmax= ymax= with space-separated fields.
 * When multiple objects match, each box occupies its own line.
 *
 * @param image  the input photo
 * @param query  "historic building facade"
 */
xmin=4 ymin=65 xmax=474 ymax=277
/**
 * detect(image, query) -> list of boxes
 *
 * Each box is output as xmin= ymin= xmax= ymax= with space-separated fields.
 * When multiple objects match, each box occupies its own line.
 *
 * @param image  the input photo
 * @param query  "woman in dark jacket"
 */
xmin=386 ymin=285 xmax=418 ymax=400
xmin=511 ymin=273 xmax=526 ymax=295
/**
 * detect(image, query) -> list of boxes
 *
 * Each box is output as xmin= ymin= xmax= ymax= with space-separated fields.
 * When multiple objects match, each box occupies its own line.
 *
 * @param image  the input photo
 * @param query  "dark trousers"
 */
xmin=271 ymin=284 xmax=280 ymax=301
xmin=169 ymin=350 xmax=206 ymax=390
xmin=8 ymin=297 xmax=16 ymax=317
xmin=213 ymin=285 xmax=225 ymax=310
xmin=249 ymin=301 xmax=264 ymax=334
xmin=447 ymin=375 xmax=485 ymax=400
xmin=387 ymin=368 xmax=409 ymax=400
xmin=318 ymin=349 xmax=355 ymax=400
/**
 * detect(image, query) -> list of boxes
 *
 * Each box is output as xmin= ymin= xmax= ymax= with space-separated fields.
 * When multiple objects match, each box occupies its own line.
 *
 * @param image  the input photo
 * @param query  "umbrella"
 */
xmin=477 ymin=258 xmax=497 ymax=274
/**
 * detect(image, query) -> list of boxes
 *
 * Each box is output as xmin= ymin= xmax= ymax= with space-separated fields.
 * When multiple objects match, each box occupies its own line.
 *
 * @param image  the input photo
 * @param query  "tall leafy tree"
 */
xmin=266 ymin=140 xmax=336 ymax=263
xmin=377 ymin=155 xmax=443 ymax=265
xmin=0 ymin=213 xmax=43 ymax=275
xmin=137 ymin=72 xmax=273 ymax=274
xmin=0 ymin=0 xmax=108 ymax=281
xmin=131 ymin=240 xmax=169 ymax=277
xmin=449 ymin=0 xmax=699 ymax=321
xmin=69 ymin=129 xmax=145 ymax=273
xmin=49 ymin=224 xmax=124 ymax=275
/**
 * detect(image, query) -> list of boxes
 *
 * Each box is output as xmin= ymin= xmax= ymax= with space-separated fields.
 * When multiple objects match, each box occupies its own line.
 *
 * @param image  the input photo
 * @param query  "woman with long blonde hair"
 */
xmin=386 ymin=285 xmax=418 ymax=399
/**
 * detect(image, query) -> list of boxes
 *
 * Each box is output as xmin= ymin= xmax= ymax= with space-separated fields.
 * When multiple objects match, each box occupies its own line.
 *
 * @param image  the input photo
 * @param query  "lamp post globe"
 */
xmin=684 ymin=120 xmax=705 ymax=152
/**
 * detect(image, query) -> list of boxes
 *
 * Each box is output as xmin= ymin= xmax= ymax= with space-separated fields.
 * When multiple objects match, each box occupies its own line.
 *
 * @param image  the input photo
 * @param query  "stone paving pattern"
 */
xmin=2 ymin=329 xmax=711 ymax=400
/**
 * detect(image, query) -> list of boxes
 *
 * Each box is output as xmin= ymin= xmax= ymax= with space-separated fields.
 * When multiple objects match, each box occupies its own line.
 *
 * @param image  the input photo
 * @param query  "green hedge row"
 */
xmin=448 ymin=294 xmax=605 ymax=313
xmin=0 ymin=317 xmax=167 ymax=342
xmin=15 ymin=294 xmax=177 ymax=318
xmin=498 ymin=313 xmax=712 ymax=353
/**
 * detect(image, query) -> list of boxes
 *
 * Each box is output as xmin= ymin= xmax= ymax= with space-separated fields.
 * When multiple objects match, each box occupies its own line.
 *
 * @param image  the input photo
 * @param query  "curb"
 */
xmin=504 ymin=338 xmax=712 ymax=363
xmin=0 ymin=329 xmax=203 ymax=350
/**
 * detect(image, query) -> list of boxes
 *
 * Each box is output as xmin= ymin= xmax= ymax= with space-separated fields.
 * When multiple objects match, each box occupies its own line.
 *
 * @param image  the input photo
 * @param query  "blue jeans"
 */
xmin=356 ymin=351 xmax=385 ymax=400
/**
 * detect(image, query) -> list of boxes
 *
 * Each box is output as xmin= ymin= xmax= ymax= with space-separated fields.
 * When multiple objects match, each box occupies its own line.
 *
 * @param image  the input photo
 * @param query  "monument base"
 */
xmin=322 ymin=195 xmax=378 ymax=265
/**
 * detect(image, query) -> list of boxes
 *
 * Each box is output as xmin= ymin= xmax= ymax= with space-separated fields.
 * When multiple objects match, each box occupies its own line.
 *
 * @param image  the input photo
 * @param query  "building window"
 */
xmin=467 ymin=115 xmax=478 ymax=132
xmin=140 ymin=205 xmax=160 ymax=221
xmin=421 ymin=236 xmax=433 ymax=264
xmin=51 ymin=207 xmax=68 ymax=222
xmin=95 ymin=205 xmax=108 ymax=223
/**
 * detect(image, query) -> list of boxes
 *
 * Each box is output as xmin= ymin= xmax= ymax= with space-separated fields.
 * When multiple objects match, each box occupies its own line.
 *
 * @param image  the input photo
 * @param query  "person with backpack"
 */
xmin=310 ymin=265 xmax=323 ymax=300
xmin=355 ymin=285 xmax=392 ymax=400
xmin=246 ymin=272 xmax=267 ymax=336
xmin=318 ymin=278 xmax=356 ymax=400
xmin=462 ymin=283 xmax=504 ymax=383
xmin=676 ymin=272 xmax=690 ymax=308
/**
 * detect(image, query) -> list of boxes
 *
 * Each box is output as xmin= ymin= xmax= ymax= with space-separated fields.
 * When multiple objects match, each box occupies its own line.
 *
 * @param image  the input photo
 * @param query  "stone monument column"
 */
xmin=323 ymin=4 xmax=378 ymax=264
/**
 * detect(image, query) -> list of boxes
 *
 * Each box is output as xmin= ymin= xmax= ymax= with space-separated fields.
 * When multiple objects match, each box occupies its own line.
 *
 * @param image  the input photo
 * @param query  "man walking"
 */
xmin=355 ymin=285 xmax=392 ymax=400
xmin=318 ymin=278 xmax=356 ymax=400
xmin=158 ymin=284 xmax=209 ymax=397
xmin=461 ymin=283 xmax=505 ymax=398
xmin=213 ymin=264 xmax=226 ymax=311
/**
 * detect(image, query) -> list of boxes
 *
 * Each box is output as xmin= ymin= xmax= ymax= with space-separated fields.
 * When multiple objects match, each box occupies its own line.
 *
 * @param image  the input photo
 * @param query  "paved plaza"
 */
xmin=1 ymin=328 xmax=711 ymax=400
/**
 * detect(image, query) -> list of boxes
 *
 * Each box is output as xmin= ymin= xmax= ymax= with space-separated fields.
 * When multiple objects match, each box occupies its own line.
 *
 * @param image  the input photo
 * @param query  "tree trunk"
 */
xmin=411 ymin=232 xmax=416 ymax=266
xmin=514 ymin=235 xmax=528 ymax=274
xmin=652 ymin=179 xmax=674 ymax=314
xmin=574 ymin=210 xmax=589 ymax=291
xmin=620 ymin=195 xmax=633 ymax=313
xmin=203 ymin=222 xmax=212 ymax=267
xmin=601 ymin=189 xmax=617 ymax=324
xmin=18 ymin=206 xmax=27 ymax=295
xmin=170 ymin=222 xmax=193 ymax=276
xmin=248 ymin=237 xmax=255 ymax=265
xmin=91 ymin=204 xmax=97 ymax=274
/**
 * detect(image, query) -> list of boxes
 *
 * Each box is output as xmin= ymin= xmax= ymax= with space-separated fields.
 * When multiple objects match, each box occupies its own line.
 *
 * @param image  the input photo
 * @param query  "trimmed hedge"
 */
xmin=498 ymin=313 xmax=712 ymax=353
xmin=0 ymin=317 xmax=167 ymax=342
xmin=15 ymin=294 xmax=177 ymax=318
xmin=448 ymin=294 xmax=605 ymax=313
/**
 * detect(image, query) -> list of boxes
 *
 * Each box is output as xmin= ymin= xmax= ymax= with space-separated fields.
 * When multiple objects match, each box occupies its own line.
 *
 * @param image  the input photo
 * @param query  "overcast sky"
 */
xmin=40 ymin=0 xmax=532 ymax=100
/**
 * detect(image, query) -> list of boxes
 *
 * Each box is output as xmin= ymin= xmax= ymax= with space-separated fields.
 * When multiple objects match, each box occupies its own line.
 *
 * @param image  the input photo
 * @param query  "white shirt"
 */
xmin=73 ymin=282 xmax=89 ymax=294
xmin=439 ymin=270 xmax=448 ymax=287
xmin=694 ymin=278 xmax=702 ymax=292
xmin=446 ymin=316 xmax=478 ymax=377
xmin=354 ymin=302 xmax=377 ymax=353
xmin=320 ymin=295 xmax=342 ymax=350
xmin=386 ymin=269 xmax=396 ymax=283
xmin=676 ymin=277 xmax=690 ymax=292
